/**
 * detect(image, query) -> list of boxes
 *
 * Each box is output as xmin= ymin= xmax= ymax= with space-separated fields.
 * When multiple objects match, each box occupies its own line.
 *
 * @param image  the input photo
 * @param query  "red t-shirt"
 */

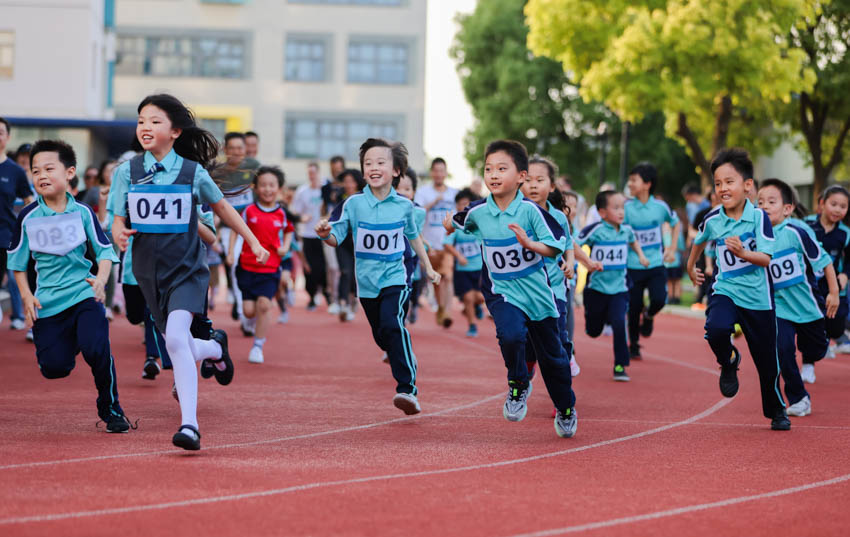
xmin=238 ymin=203 xmax=294 ymax=273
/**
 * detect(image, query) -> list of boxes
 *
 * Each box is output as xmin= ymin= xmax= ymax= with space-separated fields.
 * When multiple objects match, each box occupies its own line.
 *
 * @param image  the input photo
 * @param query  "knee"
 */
xmin=256 ymin=300 xmax=270 ymax=315
xmin=496 ymin=325 xmax=525 ymax=347
xmin=40 ymin=365 xmax=72 ymax=379
xmin=164 ymin=331 xmax=189 ymax=357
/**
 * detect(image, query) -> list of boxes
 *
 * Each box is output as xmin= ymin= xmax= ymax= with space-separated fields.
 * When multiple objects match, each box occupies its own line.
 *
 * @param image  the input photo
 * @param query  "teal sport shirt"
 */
xmin=8 ymin=193 xmax=119 ymax=318
xmin=694 ymin=200 xmax=776 ymax=311
xmin=412 ymin=204 xmax=426 ymax=280
xmin=772 ymin=219 xmax=832 ymax=323
xmin=663 ymin=227 xmax=686 ymax=269
xmin=576 ymin=220 xmax=635 ymax=295
xmin=443 ymin=228 xmax=483 ymax=272
xmin=327 ymin=186 xmax=419 ymax=298
xmin=544 ymin=201 xmax=573 ymax=302
xmin=111 ymin=149 xmax=224 ymax=218
xmin=624 ymin=195 xmax=679 ymax=270
xmin=452 ymin=191 xmax=567 ymax=321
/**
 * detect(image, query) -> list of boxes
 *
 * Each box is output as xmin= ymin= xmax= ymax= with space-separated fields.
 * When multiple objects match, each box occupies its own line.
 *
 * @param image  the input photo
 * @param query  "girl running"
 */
xmin=111 ymin=94 xmax=269 ymax=450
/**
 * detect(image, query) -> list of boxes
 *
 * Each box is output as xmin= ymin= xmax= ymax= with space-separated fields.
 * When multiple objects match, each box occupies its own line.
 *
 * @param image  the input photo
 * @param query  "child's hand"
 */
xmin=86 ymin=277 xmax=107 ymax=303
xmin=663 ymin=248 xmax=676 ymax=264
xmin=315 ymin=219 xmax=331 ymax=239
xmin=458 ymin=256 xmax=468 ymax=267
xmin=213 ymin=242 xmax=223 ymax=254
xmin=251 ymin=242 xmax=270 ymax=265
xmin=826 ymin=291 xmax=840 ymax=318
xmin=838 ymin=273 xmax=848 ymax=291
xmin=508 ymin=223 xmax=532 ymax=248
xmin=563 ymin=265 xmax=574 ymax=280
xmin=689 ymin=267 xmax=705 ymax=285
xmin=276 ymin=245 xmax=288 ymax=257
xmin=427 ymin=268 xmax=441 ymax=285
xmin=226 ymin=253 xmax=235 ymax=267
xmin=115 ymin=227 xmax=136 ymax=252
xmin=725 ymin=236 xmax=745 ymax=257
xmin=23 ymin=294 xmax=41 ymax=326
xmin=639 ymin=254 xmax=650 ymax=267
xmin=442 ymin=214 xmax=455 ymax=235
xmin=588 ymin=261 xmax=604 ymax=273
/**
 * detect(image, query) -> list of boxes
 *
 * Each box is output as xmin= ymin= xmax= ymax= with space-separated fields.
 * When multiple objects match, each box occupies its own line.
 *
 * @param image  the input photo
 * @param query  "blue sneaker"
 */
xmin=474 ymin=304 xmax=484 ymax=320
xmin=466 ymin=324 xmax=478 ymax=338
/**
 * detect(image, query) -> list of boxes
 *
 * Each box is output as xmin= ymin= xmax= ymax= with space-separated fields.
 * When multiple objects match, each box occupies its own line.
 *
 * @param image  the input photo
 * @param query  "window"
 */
xmin=0 ymin=31 xmax=13 ymax=79
xmin=285 ymin=37 xmax=327 ymax=82
xmin=347 ymin=40 xmax=408 ymax=84
xmin=116 ymin=32 xmax=248 ymax=78
xmin=289 ymin=0 xmax=402 ymax=5
xmin=197 ymin=118 xmax=227 ymax=143
xmin=284 ymin=115 xmax=400 ymax=160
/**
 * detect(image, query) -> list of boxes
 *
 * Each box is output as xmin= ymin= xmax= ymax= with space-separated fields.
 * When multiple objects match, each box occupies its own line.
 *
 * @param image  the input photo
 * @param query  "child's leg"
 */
xmin=799 ymin=318 xmax=828 ymax=365
xmin=374 ymin=286 xmax=417 ymax=394
xmin=32 ymin=304 xmax=77 ymax=380
xmin=487 ymin=297 xmax=531 ymax=384
xmin=527 ymin=317 xmax=575 ymax=412
xmin=607 ymin=291 xmax=630 ymax=367
xmin=776 ymin=318 xmax=808 ymax=406
xmin=645 ymin=267 xmax=667 ymax=317
xmin=123 ymin=284 xmax=146 ymax=325
xmin=254 ymin=297 xmax=271 ymax=341
xmin=462 ymin=291 xmax=476 ymax=326
xmin=564 ymin=289 xmax=575 ymax=342
xmin=555 ymin=298 xmax=572 ymax=359
xmin=627 ymin=269 xmax=647 ymax=345
xmin=583 ymin=288 xmax=607 ymax=338
xmin=74 ymin=299 xmax=123 ymax=418
xmin=703 ymin=294 xmax=739 ymax=366
xmin=737 ymin=307 xmax=786 ymax=419
xmin=243 ymin=299 xmax=257 ymax=319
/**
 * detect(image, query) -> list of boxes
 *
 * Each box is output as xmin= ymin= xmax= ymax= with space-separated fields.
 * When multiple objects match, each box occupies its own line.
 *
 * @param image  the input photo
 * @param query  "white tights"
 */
xmin=165 ymin=310 xmax=222 ymax=430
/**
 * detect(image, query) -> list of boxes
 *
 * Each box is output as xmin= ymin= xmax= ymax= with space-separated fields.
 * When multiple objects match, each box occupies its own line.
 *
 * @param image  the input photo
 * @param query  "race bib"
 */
xmin=427 ymin=204 xmax=453 ymax=227
xmin=456 ymin=240 xmax=481 ymax=259
xmin=128 ymin=184 xmax=192 ymax=233
xmin=355 ymin=221 xmax=405 ymax=261
xmin=225 ymin=188 xmax=254 ymax=210
xmin=483 ymin=234 xmax=543 ymax=280
xmin=589 ymin=241 xmax=627 ymax=270
xmin=26 ymin=212 xmax=86 ymax=256
xmin=716 ymin=233 xmax=757 ymax=278
xmin=769 ymin=248 xmax=804 ymax=289
xmin=634 ymin=224 xmax=662 ymax=249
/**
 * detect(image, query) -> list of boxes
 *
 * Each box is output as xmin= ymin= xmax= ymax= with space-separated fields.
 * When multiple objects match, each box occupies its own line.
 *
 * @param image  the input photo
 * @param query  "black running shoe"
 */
xmin=210 ymin=329 xmax=234 ymax=386
xmin=771 ymin=412 xmax=791 ymax=431
xmin=613 ymin=364 xmax=630 ymax=382
xmin=172 ymin=424 xmax=201 ymax=450
xmin=231 ymin=303 xmax=239 ymax=321
xmin=629 ymin=342 xmax=642 ymax=360
xmin=142 ymin=357 xmax=160 ymax=380
xmin=105 ymin=413 xmax=131 ymax=433
xmin=640 ymin=312 xmax=654 ymax=337
xmin=719 ymin=346 xmax=741 ymax=398
xmin=199 ymin=359 xmax=215 ymax=379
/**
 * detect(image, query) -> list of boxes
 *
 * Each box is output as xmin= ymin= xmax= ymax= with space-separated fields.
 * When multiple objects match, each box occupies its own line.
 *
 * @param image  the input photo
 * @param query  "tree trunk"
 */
xmin=712 ymin=95 xmax=733 ymax=157
xmin=676 ymin=112 xmax=712 ymax=191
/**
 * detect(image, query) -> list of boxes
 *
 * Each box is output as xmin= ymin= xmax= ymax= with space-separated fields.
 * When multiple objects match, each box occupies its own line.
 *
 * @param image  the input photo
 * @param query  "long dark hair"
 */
xmin=818 ymin=184 xmax=850 ymax=225
xmin=132 ymin=94 xmax=220 ymax=171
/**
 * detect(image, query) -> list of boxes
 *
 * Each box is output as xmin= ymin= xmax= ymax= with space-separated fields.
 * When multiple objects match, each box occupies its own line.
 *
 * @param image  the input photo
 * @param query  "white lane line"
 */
xmin=0 ymin=393 xmax=503 ymax=471
xmin=0 ymin=398 xmax=731 ymax=526
xmin=503 ymin=473 xmax=850 ymax=537
xmin=436 ymin=415 xmax=850 ymax=430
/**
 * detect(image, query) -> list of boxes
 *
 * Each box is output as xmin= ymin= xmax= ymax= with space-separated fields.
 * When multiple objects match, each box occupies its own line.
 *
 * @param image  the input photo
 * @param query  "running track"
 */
xmin=1 ymin=300 xmax=849 ymax=536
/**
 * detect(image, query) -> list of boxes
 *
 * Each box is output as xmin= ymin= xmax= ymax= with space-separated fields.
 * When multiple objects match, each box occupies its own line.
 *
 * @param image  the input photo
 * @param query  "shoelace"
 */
xmin=95 ymin=414 xmax=140 ymax=431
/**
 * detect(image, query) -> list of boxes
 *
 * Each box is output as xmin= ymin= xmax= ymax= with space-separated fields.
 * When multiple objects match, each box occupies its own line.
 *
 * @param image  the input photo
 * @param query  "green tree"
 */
xmin=451 ymin=0 xmax=699 ymax=200
xmin=526 ymin=0 xmax=817 ymax=189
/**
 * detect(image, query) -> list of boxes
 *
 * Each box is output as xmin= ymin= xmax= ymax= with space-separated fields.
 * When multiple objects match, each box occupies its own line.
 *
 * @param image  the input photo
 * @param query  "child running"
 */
xmin=316 ymin=138 xmax=439 ymax=415
xmin=442 ymin=188 xmax=484 ymax=337
xmin=757 ymin=178 xmax=838 ymax=417
xmin=576 ymin=190 xmax=649 ymax=381
xmin=444 ymin=140 xmax=578 ymax=438
xmin=687 ymin=148 xmax=790 ymax=430
xmin=9 ymin=140 xmax=131 ymax=432
xmin=111 ymin=94 xmax=270 ymax=450
xmin=228 ymin=166 xmax=293 ymax=364
xmin=394 ymin=167 xmax=428 ymax=325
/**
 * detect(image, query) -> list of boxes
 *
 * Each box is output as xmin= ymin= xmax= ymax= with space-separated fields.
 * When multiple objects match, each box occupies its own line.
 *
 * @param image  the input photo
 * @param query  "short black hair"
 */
xmin=359 ymin=138 xmax=408 ymax=180
xmin=710 ymin=148 xmax=753 ymax=181
xmin=485 ymin=139 xmax=529 ymax=172
xmin=529 ymin=154 xmax=558 ymax=180
xmin=430 ymin=157 xmax=446 ymax=169
xmin=338 ymin=168 xmax=366 ymax=191
xmin=30 ymin=139 xmax=77 ymax=169
xmin=629 ymin=162 xmax=658 ymax=194
xmin=254 ymin=165 xmax=285 ymax=188
xmin=244 ymin=131 xmax=258 ymax=139
xmin=224 ymin=132 xmax=246 ymax=145
xmin=595 ymin=190 xmax=620 ymax=210
xmin=330 ymin=155 xmax=345 ymax=166
xmin=15 ymin=143 xmax=32 ymax=157
xmin=683 ymin=184 xmax=702 ymax=196
xmin=0 ymin=117 xmax=9 ymax=134
xmin=455 ymin=187 xmax=478 ymax=204
xmin=393 ymin=166 xmax=418 ymax=189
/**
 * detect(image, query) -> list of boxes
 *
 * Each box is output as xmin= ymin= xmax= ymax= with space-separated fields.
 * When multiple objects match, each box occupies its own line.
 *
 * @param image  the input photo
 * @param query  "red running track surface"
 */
xmin=0 ymin=300 xmax=849 ymax=537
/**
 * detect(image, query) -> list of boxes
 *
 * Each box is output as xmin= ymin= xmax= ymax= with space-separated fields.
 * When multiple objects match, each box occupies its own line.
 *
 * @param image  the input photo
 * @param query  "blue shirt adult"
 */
xmin=624 ymin=195 xmax=679 ymax=269
xmin=0 ymin=158 xmax=33 ymax=248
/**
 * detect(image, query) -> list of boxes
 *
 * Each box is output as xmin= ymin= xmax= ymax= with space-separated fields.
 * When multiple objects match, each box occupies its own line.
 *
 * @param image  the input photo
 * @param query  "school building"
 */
xmin=0 ymin=0 xmax=428 ymax=180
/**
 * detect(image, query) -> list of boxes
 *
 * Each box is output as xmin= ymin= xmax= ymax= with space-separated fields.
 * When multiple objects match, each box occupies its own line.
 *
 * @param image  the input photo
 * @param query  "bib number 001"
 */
xmin=355 ymin=221 xmax=406 ymax=261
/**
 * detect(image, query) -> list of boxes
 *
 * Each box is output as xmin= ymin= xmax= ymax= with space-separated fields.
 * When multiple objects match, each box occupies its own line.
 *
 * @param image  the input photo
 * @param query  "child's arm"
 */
xmin=14 ymin=271 xmax=40 ymax=325
xmin=315 ymin=219 xmax=338 ymax=247
xmin=562 ymin=248 xmax=575 ymax=280
xmin=664 ymin=221 xmax=682 ymax=264
xmin=629 ymin=240 xmax=650 ymax=267
xmin=509 ymin=223 xmax=560 ymax=258
xmin=227 ymin=227 xmax=239 ymax=266
xmin=85 ymin=259 xmax=113 ymax=303
xmin=824 ymin=264 xmax=840 ymax=318
xmin=687 ymin=241 xmax=708 ymax=284
xmin=442 ymin=214 xmax=456 ymax=236
xmin=725 ymin=236 xmax=771 ymax=267
xmin=278 ymin=231 xmax=293 ymax=257
xmin=112 ymin=216 xmax=135 ymax=252
xmin=198 ymin=221 xmax=216 ymax=246
xmin=212 ymin=199 xmax=269 ymax=265
xmin=572 ymin=241 xmax=603 ymax=272
xmin=443 ymin=243 xmax=467 ymax=266
xmin=410 ymin=235 xmax=440 ymax=284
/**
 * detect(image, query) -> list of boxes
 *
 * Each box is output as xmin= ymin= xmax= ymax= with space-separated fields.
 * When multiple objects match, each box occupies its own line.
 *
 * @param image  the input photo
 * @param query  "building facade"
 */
xmin=113 ymin=0 xmax=428 ymax=180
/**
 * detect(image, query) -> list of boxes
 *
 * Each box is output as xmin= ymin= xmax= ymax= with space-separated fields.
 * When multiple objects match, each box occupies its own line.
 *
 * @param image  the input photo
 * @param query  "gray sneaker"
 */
xmin=554 ymin=407 xmax=578 ymax=438
xmin=503 ymin=381 xmax=532 ymax=422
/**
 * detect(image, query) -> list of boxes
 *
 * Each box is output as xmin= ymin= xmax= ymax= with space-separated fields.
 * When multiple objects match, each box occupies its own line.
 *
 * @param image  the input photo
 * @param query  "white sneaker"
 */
xmin=345 ymin=309 xmax=356 ymax=322
xmin=277 ymin=310 xmax=289 ymax=324
xmin=381 ymin=352 xmax=390 ymax=364
xmin=392 ymin=392 xmax=421 ymax=415
xmin=570 ymin=355 xmax=581 ymax=377
xmin=834 ymin=342 xmax=850 ymax=354
xmin=248 ymin=346 xmax=264 ymax=364
xmin=786 ymin=395 xmax=812 ymax=417
xmin=10 ymin=318 xmax=26 ymax=330
xmin=602 ymin=325 xmax=613 ymax=336
xmin=25 ymin=328 xmax=33 ymax=342
xmin=800 ymin=363 xmax=816 ymax=384
xmin=286 ymin=289 xmax=296 ymax=306
xmin=825 ymin=345 xmax=836 ymax=359
xmin=328 ymin=302 xmax=340 ymax=315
